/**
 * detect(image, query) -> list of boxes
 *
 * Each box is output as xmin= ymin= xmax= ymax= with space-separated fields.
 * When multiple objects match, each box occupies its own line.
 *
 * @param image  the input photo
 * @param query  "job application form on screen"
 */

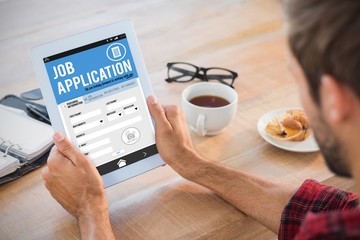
xmin=43 ymin=34 xmax=158 ymax=175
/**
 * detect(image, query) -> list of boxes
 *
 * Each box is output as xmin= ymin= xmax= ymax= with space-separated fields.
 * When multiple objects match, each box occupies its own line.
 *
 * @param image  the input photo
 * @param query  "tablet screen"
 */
xmin=43 ymin=34 xmax=158 ymax=175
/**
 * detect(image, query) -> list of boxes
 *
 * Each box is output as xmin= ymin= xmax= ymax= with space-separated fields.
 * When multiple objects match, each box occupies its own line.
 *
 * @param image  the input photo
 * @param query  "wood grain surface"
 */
xmin=0 ymin=0 xmax=355 ymax=239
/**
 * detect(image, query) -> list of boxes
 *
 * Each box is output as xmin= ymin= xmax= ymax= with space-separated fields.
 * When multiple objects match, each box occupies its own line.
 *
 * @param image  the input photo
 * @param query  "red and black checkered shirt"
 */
xmin=279 ymin=179 xmax=360 ymax=239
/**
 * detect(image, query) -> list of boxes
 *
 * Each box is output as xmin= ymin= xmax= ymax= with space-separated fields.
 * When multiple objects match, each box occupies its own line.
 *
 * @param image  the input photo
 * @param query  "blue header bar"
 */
xmin=45 ymin=36 xmax=138 ymax=104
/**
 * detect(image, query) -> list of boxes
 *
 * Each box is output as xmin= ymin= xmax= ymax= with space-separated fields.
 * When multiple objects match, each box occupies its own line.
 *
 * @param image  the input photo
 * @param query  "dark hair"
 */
xmin=285 ymin=0 xmax=360 ymax=104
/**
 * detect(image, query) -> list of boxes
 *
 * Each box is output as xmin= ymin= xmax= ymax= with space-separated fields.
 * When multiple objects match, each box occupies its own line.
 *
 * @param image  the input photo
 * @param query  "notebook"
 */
xmin=0 ymin=105 xmax=53 ymax=177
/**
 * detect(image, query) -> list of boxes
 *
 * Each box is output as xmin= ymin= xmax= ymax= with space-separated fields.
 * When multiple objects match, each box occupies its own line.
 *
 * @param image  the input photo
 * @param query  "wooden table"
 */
xmin=0 ymin=0 xmax=355 ymax=239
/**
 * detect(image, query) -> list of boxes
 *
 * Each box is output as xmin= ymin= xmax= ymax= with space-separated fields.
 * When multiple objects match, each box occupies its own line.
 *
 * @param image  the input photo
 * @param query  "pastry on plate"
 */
xmin=264 ymin=110 xmax=311 ymax=141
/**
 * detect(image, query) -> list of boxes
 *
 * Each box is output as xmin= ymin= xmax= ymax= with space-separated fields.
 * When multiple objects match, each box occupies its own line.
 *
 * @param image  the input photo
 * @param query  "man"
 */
xmin=42 ymin=0 xmax=360 ymax=239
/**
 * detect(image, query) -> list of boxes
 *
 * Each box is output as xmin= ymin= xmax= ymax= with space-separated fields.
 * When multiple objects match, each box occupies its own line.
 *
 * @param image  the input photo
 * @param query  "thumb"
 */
xmin=53 ymin=132 xmax=81 ymax=166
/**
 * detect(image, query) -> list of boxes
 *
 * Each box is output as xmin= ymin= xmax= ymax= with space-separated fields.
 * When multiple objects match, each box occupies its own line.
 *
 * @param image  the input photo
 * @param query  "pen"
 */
xmin=25 ymin=103 xmax=51 ymax=124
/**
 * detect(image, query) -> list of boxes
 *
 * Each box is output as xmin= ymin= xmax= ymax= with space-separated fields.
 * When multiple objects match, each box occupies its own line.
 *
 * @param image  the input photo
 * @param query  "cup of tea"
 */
xmin=181 ymin=82 xmax=238 ymax=136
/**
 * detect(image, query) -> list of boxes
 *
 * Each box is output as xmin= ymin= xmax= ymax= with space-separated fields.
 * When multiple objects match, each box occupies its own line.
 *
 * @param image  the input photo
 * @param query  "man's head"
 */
xmin=285 ymin=0 xmax=360 ymax=177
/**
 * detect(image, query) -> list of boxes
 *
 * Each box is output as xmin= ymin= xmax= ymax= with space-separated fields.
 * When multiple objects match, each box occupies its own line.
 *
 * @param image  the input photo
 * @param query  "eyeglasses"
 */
xmin=165 ymin=62 xmax=238 ymax=88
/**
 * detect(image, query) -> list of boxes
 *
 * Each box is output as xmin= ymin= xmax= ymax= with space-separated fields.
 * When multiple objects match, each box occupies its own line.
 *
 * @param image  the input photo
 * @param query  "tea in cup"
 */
xmin=181 ymin=82 xmax=237 ymax=136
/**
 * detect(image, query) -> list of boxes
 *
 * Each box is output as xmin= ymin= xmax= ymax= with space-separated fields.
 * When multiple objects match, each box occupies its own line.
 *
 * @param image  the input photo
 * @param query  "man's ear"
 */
xmin=320 ymin=75 xmax=352 ymax=124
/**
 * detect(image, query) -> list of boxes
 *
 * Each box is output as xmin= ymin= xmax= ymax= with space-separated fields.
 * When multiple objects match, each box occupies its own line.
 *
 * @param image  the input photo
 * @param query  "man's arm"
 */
xmin=42 ymin=133 xmax=115 ymax=240
xmin=147 ymin=96 xmax=298 ymax=233
xmin=187 ymin=160 xmax=297 ymax=233
xmin=41 ymin=95 xmax=298 ymax=237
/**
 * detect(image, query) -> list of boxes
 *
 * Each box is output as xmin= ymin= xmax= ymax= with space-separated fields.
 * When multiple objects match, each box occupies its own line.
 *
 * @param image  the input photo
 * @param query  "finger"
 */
xmin=49 ymin=144 xmax=57 ymax=155
xmin=43 ymin=180 xmax=50 ymax=191
xmin=147 ymin=96 xmax=173 ymax=131
xmin=47 ymin=145 xmax=76 ymax=176
xmin=81 ymin=155 xmax=100 ymax=176
xmin=163 ymin=105 xmax=188 ymax=132
xmin=54 ymin=133 xmax=100 ymax=175
xmin=41 ymin=166 xmax=49 ymax=181
xmin=53 ymin=132 xmax=81 ymax=166
xmin=41 ymin=167 xmax=53 ymax=190
xmin=46 ymin=145 xmax=57 ymax=164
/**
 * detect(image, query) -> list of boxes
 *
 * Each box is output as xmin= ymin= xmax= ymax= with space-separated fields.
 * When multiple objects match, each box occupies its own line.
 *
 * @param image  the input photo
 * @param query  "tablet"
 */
xmin=31 ymin=20 xmax=164 ymax=188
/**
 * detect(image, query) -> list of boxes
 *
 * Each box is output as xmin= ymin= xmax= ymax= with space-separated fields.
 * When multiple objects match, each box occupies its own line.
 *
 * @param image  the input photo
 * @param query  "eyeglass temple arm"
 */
xmin=165 ymin=75 xmax=185 ymax=82
xmin=206 ymin=74 xmax=235 ymax=80
xmin=170 ymin=66 xmax=197 ymax=75
xmin=166 ymin=66 xmax=198 ymax=82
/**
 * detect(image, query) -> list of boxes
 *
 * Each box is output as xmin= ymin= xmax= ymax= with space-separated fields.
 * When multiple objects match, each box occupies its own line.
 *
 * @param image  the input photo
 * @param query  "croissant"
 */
xmin=264 ymin=110 xmax=311 ymax=141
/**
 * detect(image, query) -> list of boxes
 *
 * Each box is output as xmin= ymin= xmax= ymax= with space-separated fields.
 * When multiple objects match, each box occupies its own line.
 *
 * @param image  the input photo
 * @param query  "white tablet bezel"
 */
xmin=31 ymin=20 xmax=164 ymax=188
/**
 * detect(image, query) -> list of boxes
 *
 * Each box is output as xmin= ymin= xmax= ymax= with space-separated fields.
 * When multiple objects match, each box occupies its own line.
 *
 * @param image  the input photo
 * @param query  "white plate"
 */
xmin=257 ymin=108 xmax=320 ymax=153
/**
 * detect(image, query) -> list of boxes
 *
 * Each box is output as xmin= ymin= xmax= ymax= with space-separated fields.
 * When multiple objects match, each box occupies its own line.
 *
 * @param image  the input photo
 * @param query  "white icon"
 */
xmin=127 ymin=132 xmax=135 ymax=140
xmin=121 ymin=127 xmax=140 ymax=145
xmin=117 ymin=159 xmax=126 ymax=168
xmin=106 ymin=43 xmax=126 ymax=61
xmin=111 ymin=46 xmax=121 ymax=58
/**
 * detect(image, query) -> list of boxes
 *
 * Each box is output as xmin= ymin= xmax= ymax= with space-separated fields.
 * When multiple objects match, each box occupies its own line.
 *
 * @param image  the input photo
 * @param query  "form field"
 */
xmin=73 ymin=119 xmax=104 ymax=134
xmin=80 ymin=138 xmax=110 ymax=153
xmin=124 ymin=106 xmax=138 ymax=115
xmin=107 ymin=97 xmax=136 ymax=111
xmin=70 ymin=109 xmax=101 ymax=124
xmin=77 ymin=115 xmax=142 ymax=143
xmin=89 ymin=147 xmax=113 ymax=159
xmin=108 ymin=112 xmax=122 ymax=122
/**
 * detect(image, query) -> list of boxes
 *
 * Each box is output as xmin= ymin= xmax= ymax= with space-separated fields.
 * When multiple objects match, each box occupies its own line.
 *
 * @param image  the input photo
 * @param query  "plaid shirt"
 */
xmin=279 ymin=179 xmax=359 ymax=240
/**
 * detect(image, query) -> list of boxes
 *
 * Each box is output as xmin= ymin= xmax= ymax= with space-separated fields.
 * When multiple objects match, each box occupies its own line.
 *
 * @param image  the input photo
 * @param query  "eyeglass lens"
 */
xmin=205 ymin=68 xmax=234 ymax=85
xmin=168 ymin=63 xmax=197 ymax=82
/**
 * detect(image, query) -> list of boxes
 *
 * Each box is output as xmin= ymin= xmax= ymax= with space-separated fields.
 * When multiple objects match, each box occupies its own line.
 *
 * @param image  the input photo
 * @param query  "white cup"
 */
xmin=181 ymin=82 xmax=238 ymax=136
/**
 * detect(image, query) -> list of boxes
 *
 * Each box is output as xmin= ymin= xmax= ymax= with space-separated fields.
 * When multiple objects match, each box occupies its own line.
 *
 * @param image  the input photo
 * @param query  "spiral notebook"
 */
xmin=0 ymin=105 xmax=53 ymax=177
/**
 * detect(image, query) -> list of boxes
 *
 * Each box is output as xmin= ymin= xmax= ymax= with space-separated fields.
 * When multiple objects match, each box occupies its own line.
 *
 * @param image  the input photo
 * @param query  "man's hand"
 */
xmin=146 ymin=96 xmax=206 ymax=180
xmin=42 ymin=132 xmax=114 ymax=239
xmin=146 ymin=96 xmax=296 ymax=233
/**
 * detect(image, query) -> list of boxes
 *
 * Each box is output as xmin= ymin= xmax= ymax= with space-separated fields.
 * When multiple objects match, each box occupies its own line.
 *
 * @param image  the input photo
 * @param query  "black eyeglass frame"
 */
xmin=165 ymin=62 xmax=238 ymax=88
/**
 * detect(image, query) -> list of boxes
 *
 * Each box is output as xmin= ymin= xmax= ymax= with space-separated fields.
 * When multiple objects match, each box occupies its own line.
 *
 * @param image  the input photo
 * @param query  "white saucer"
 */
xmin=257 ymin=108 xmax=320 ymax=153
